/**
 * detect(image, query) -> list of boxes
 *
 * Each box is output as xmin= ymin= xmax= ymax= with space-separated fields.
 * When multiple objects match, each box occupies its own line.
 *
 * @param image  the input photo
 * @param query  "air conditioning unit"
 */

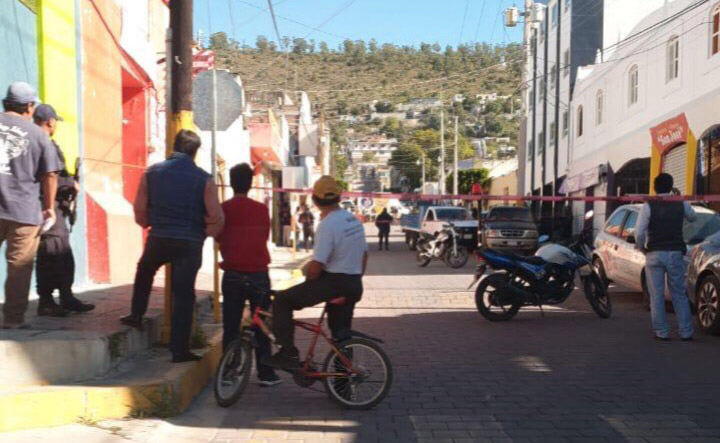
xmin=504 ymin=7 xmax=520 ymax=27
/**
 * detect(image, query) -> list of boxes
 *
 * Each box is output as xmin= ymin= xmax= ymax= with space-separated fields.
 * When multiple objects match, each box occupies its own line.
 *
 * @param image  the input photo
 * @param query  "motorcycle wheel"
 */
xmin=444 ymin=247 xmax=469 ymax=269
xmin=584 ymin=272 xmax=612 ymax=318
xmin=416 ymin=249 xmax=431 ymax=267
xmin=475 ymin=273 xmax=522 ymax=321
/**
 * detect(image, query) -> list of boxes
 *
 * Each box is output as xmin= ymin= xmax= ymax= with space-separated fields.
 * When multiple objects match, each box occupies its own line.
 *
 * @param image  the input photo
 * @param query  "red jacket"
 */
xmin=218 ymin=196 xmax=271 ymax=273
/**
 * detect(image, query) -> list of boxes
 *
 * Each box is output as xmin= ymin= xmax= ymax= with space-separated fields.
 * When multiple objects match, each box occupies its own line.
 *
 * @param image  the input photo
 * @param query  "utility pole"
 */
xmin=440 ymin=105 xmax=445 ymax=195
xmin=420 ymin=152 xmax=426 ymax=194
xmin=453 ymin=115 xmax=459 ymax=196
xmin=162 ymin=0 xmax=194 ymax=344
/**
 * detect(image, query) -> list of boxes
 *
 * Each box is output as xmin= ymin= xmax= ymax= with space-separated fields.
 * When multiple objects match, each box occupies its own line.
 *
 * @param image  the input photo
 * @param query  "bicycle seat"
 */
xmin=328 ymin=297 xmax=347 ymax=305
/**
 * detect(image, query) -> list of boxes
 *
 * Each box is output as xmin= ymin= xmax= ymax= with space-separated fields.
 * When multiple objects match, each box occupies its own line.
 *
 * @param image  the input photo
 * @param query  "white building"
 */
xmin=519 ymin=0 xmax=671 ymax=234
xmin=345 ymin=136 xmax=399 ymax=162
xmin=567 ymin=0 xmax=720 ymax=231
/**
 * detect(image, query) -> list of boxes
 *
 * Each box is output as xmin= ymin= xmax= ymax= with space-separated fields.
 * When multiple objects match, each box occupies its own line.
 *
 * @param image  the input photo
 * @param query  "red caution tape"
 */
xmin=247 ymin=186 xmax=720 ymax=203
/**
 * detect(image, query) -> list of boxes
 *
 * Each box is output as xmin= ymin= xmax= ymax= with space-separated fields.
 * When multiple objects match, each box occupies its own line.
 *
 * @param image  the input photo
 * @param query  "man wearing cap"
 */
xmin=0 ymin=82 xmax=60 ymax=329
xmin=33 ymin=104 xmax=94 ymax=316
xmin=265 ymin=176 xmax=368 ymax=370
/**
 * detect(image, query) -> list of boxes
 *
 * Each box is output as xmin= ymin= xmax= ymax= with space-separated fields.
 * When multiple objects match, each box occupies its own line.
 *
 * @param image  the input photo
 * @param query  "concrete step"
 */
xmin=0 ymin=324 xmax=223 ymax=432
xmin=0 ymin=286 xmax=211 ymax=386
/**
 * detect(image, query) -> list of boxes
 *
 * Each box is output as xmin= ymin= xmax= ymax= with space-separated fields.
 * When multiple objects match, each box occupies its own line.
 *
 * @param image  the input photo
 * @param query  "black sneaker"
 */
xmin=60 ymin=297 xmax=95 ymax=313
xmin=172 ymin=352 xmax=203 ymax=363
xmin=262 ymin=347 xmax=301 ymax=371
xmin=654 ymin=335 xmax=671 ymax=342
xmin=37 ymin=301 xmax=69 ymax=317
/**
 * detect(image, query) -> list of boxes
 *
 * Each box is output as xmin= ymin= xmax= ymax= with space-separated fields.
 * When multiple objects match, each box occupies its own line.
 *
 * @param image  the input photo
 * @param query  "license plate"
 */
xmin=506 ymin=241 xmax=518 ymax=246
xmin=464 ymin=234 xmax=473 ymax=239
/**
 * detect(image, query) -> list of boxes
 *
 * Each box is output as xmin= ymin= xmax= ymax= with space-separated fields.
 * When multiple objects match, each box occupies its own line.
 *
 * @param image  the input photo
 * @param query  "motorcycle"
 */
xmin=416 ymin=222 xmax=469 ymax=269
xmin=468 ymin=210 xmax=611 ymax=321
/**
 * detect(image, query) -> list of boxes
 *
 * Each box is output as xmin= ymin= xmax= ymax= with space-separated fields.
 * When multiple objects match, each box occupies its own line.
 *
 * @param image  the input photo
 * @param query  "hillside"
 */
xmin=209 ymin=34 xmax=524 ymax=118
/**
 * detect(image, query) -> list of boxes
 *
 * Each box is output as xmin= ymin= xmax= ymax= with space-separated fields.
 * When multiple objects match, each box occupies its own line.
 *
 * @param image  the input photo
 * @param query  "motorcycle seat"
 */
xmin=487 ymin=249 xmax=546 ymax=266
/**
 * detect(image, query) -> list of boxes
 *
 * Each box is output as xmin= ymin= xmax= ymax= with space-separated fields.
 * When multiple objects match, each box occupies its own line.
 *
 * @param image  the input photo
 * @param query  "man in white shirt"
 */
xmin=265 ymin=176 xmax=368 ymax=370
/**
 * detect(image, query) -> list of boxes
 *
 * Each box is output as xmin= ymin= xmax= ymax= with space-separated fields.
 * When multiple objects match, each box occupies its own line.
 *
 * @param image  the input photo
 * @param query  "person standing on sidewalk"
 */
xmin=375 ymin=208 xmax=393 ymax=250
xmin=299 ymin=205 xmax=315 ymax=251
xmin=0 ymin=82 xmax=60 ymax=329
xmin=635 ymin=173 xmax=696 ymax=341
xmin=33 ymin=104 xmax=94 ymax=317
xmin=120 ymin=130 xmax=224 ymax=363
xmin=217 ymin=163 xmax=281 ymax=386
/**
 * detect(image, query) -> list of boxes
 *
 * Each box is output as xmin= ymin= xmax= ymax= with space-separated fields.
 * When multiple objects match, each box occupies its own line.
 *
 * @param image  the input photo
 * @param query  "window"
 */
xmin=621 ymin=211 xmax=639 ymax=241
xmin=426 ymin=210 xmax=435 ymax=221
xmin=529 ymin=89 xmax=535 ymax=110
xmin=565 ymin=0 xmax=571 ymax=12
xmin=667 ymin=36 xmax=680 ymax=82
xmin=549 ymin=122 xmax=556 ymax=145
xmin=550 ymin=65 xmax=557 ymax=90
xmin=539 ymin=79 xmax=546 ymax=101
xmin=713 ymin=5 xmax=720 ymax=56
xmin=604 ymin=209 xmax=628 ymax=237
xmin=538 ymin=131 xmax=545 ymax=155
xmin=562 ymin=111 xmax=569 ymax=137
xmin=577 ymin=105 xmax=584 ymax=137
xmin=563 ymin=50 xmax=570 ymax=77
xmin=528 ymin=138 xmax=534 ymax=160
xmin=596 ymin=90 xmax=604 ymax=125
xmin=551 ymin=4 xmax=558 ymax=28
xmin=628 ymin=65 xmax=639 ymax=106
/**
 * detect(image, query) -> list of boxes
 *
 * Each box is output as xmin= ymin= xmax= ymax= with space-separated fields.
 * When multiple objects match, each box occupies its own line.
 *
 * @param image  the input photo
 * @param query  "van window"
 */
xmin=425 ymin=210 xmax=435 ymax=221
xmin=621 ymin=211 xmax=638 ymax=241
xmin=604 ymin=209 xmax=628 ymax=237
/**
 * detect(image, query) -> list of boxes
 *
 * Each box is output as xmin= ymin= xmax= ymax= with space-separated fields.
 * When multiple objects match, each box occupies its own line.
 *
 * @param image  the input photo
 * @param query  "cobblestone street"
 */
xmin=6 ymin=227 xmax=720 ymax=443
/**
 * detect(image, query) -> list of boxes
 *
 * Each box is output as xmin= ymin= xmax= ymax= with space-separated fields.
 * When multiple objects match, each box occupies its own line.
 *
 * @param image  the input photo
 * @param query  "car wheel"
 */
xmin=696 ymin=274 xmax=720 ymax=335
xmin=592 ymin=256 xmax=609 ymax=290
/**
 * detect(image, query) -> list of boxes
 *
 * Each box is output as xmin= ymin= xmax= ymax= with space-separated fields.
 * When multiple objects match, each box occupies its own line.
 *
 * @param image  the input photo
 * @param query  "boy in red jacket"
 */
xmin=217 ymin=163 xmax=280 ymax=386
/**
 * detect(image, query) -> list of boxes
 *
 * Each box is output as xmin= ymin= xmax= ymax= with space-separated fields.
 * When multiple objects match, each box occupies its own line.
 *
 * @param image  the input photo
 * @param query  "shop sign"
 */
xmin=560 ymin=167 xmax=600 ymax=194
xmin=650 ymin=113 xmax=689 ymax=156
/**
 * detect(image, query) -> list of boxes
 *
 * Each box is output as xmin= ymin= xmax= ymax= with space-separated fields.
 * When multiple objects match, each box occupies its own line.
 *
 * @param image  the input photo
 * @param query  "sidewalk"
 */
xmin=0 ymin=246 xmax=310 ymax=432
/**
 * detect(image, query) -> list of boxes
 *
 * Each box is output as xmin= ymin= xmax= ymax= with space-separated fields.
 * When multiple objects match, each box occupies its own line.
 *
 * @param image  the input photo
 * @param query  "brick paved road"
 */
xmin=6 ymin=227 xmax=720 ymax=443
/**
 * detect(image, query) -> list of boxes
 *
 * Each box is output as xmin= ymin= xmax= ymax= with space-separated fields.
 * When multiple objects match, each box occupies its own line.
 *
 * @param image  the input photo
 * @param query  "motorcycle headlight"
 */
xmin=486 ymin=229 xmax=502 ymax=237
xmin=525 ymin=230 xmax=539 ymax=238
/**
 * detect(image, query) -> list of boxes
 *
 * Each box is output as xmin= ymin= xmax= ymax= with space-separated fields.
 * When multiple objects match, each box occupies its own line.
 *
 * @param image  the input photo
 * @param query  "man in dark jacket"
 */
xmin=33 ymin=104 xmax=94 ymax=316
xmin=375 ymin=208 xmax=393 ymax=250
xmin=121 ymin=130 xmax=224 ymax=362
xmin=635 ymin=173 xmax=696 ymax=341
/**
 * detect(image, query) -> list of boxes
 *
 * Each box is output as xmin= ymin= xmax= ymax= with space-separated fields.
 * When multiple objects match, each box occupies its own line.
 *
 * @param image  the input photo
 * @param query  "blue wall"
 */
xmin=0 ymin=1 xmax=37 ymax=304
xmin=0 ymin=1 xmax=38 ymax=90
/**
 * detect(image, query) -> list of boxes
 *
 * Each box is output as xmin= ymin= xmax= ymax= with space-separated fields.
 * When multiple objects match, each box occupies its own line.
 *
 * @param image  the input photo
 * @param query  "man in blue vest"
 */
xmin=635 ymin=173 xmax=695 ymax=341
xmin=120 ymin=130 xmax=224 ymax=362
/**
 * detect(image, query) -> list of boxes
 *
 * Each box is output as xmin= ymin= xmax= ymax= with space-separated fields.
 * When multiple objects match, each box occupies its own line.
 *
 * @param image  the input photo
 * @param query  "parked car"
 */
xmin=686 ymin=230 xmax=720 ymax=334
xmin=478 ymin=205 xmax=539 ymax=254
xmin=593 ymin=204 xmax=720 ymax=304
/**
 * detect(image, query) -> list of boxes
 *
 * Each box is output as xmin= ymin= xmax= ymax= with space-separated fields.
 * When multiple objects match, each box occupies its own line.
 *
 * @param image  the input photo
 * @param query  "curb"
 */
xmin=0 ymin=269 xmax=306 ymax=432
xmin=0 ymin=330 xmax=223 ymax=432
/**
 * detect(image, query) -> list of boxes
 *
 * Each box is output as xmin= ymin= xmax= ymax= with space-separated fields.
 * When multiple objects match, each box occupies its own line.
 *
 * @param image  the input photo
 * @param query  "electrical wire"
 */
xmin=458 ymin=0 xmax=471 ymax=45
xmin=266 ymin=0 xmax=285 ymax=50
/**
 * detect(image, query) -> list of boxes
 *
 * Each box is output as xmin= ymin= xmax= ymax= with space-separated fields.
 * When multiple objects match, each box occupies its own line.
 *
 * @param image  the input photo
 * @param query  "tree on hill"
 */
xmin=445 ymin=169 xmax=491 ymax=195
xmin=374 ymin=101 xmax=395 ymax=113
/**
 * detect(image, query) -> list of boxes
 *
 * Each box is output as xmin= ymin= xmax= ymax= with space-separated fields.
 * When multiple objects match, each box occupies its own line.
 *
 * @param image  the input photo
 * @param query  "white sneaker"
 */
xmin=259 ymin=376 xmax=283 ymax=387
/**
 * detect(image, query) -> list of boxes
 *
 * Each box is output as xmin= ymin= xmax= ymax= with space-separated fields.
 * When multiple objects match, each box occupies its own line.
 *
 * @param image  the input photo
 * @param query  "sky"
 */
xmin=194 ymin=0 xmax=524 ymax=50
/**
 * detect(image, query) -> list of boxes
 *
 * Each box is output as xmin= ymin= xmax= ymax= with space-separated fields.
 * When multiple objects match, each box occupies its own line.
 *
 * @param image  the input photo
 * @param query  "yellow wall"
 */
xmin=488 ymin=171 xmax=519 ymax=207
xmin=649 ymin=130 xmax=697 ymax=196
xmin=37 ymin=0 xmax=79 ymax=173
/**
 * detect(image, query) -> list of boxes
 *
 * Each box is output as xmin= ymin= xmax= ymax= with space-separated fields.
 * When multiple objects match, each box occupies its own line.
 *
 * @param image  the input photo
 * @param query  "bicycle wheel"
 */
xmin=322 ymin=338 xmax=392 ymax=410
xmin=214 ymin=338 xmax=253 ymax=407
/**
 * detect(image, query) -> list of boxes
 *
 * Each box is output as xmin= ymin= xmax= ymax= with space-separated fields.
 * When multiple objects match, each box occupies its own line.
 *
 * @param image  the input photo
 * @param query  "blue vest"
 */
xmin=146 ymin=153 xmax=209 ymax=244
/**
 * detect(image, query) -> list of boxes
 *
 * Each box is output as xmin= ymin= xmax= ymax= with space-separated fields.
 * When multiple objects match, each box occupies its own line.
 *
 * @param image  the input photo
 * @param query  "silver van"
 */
xmin=593 ymin=204 xmax=720 ymax=299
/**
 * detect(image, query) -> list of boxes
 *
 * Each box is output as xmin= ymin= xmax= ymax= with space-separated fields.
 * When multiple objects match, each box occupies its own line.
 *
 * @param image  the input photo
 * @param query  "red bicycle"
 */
xmin=213 ymin=288 xmax=392 ymax=410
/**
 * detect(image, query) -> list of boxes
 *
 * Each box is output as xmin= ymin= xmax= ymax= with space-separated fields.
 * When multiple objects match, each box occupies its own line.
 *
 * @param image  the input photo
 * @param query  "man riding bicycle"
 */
xmin=265 ymin=176 xmax=368 ymax=371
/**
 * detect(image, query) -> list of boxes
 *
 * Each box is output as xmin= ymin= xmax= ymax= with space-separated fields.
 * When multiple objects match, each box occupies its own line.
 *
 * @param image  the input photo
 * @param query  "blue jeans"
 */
xmin=221 ymin=271 xmax=276 ymax=381
xmin=645 ymin=251 xmax=693 ymax=339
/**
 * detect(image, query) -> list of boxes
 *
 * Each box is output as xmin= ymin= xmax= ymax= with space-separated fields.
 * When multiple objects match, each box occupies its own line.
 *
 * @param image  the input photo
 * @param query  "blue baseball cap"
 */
xmin=3 ymin=82 xmax=39 ymax=105
xmin=33 ymin=104 xmax=63 ymax=122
